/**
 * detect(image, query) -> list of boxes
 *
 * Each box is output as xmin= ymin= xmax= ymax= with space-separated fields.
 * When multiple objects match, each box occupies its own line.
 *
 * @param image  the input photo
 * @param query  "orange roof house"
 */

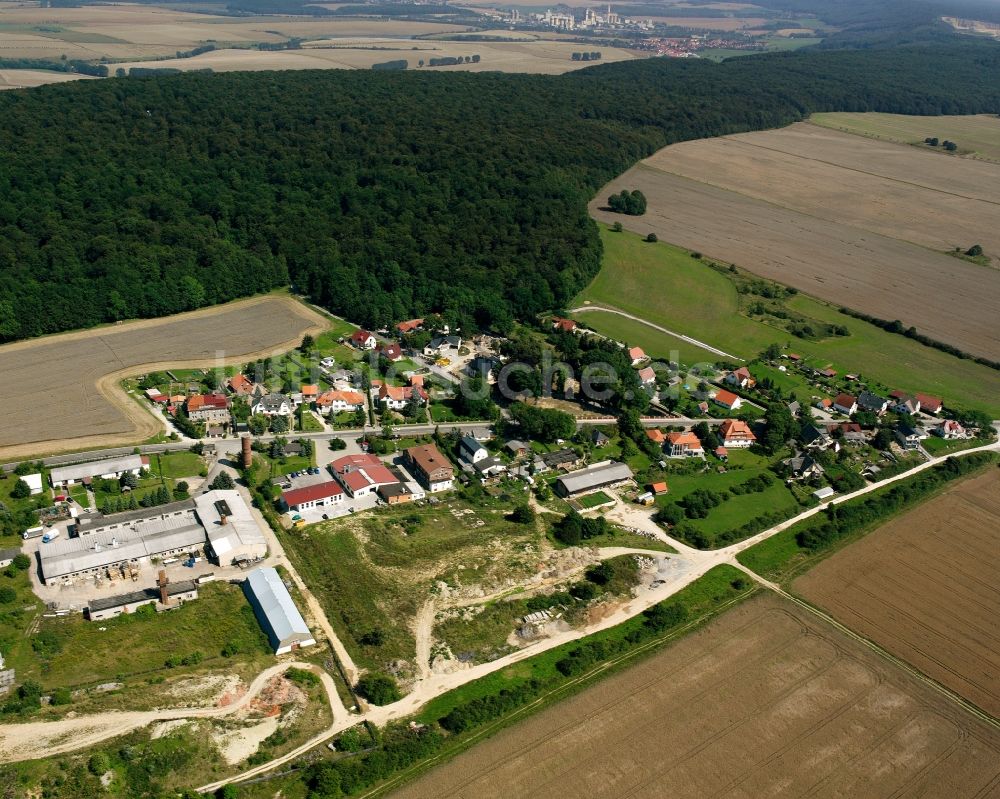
xmin=718 ymin=419 xmax=756 ymax=448
xmin=713 ymin=389 xmax=742 ymax=410
xmin=646 ymin=429 xmax=666 ymax=444
xmin=665 ymin=431 xmax=704 ymax=457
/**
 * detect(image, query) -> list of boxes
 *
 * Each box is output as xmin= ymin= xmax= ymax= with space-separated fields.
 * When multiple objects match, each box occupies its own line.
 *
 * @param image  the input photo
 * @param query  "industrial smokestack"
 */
xmin=158 ymin=569 xmax=169 ymax=605
xmin=241 ymin=436 xmax=252 ymax=469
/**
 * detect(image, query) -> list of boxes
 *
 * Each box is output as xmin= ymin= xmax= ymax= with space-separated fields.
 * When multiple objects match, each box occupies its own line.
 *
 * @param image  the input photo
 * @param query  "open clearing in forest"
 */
xmin=391 ymin=594 xmax=1000 ymax=799
xmin=795 ymin=467 xmax=1000 ymax=718
xmin=810 ymin=111 xmax=1000 ymax=163
xmin=591 ymin=120 xmax=1000 ymax=361
xmin=0 ymin=295 xmax=326 ymax=460
xmin=112 ymin=38 xmax=640 ymax=75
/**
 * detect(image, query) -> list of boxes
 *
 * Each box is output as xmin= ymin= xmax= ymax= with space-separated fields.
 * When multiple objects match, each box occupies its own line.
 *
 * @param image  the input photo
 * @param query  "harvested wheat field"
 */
xmin=0 ymin=295 xmax=326 ymax=460
xmin=0 ymin=3 xmax=468 ymax=61
xmin=113 ymin=38 xmax=640 ymax=75
xmin=795 ymin=467 xmax=1000 ymax=718
xmin=592 ymin=121 xmax=1000 ymax=361
xmin=811 ymin=111 xmax=1000 ymax=163
xmin=391 ymin=594 xmax=1000 ymax=799
xmin=0 ymin=68 xmax=94 ymax=90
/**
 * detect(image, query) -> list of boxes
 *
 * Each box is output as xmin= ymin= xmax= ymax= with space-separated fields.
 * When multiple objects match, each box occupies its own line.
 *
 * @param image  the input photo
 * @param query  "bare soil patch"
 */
xmin=0 ymin=68 xmax=95 ymax=89
xmin=392 ymin=594 xmax=1000 ymax=798
xmin=592 ymin=122 xmax=1000 ymax=360
xmin=795 ymin=468 xmax=1000 ymax=718
xmin=0 ymin=295 xmax=327 ymax=460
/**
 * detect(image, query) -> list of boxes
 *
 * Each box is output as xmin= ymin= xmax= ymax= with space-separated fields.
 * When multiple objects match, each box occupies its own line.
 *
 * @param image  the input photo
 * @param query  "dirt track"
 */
xmin=390 ymin=594 xmax=1000 ymax=798
xmin=591 ymin=122 xmax=1000 ymax=361
xmin=795 ymin=468 xmax=1000 ymax=718
xmin=0 ymin=295 xmax=327 ymax=461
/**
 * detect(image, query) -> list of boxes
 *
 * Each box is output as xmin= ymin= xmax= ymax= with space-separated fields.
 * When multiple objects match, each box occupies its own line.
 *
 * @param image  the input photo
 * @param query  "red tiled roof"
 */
xmin=915 ymin=393 xmax=942 ymax=411
xmin=714 ymin=389 xmax=740 ymax=407
xmin=379 ymin=343 xmax=402 ymax=360
xmin=317 ymin=390 xmax=365 ymax=407
xmin=667 ymin=431 xmax=702 ymax=448
xmin=646 ymin=429 xmax=666 ymax=443
xmin=718 ymin=419 xmax=755 ymax=441
xmin=629 ymin=346 xmax=645 ymax=360
xmin=283 ymin=481 xmax=344 ymax=506
xmin=552 ymin=317 xmax=577 ymax=332
xmin=650 ymin=481 xmax=668 ymax=494
xmin=396 ymin=318 xmax=424 ymax=333
xmin=301 ymin=384 xmax=319 ymax=396
xmin=228 ymin=374 xmax=253 ymax=393
xmin=187 ymin=393 xmax=229 ymax=411
xmin=330 ymin=453 xmax=383 ymax=474
xmin=351 ymin=330 xmax=374 ymax=344
xmin=638 ymin=366 xmax=656 ymax=382
xmin=834 ymin=393 xmax=856 ymax=408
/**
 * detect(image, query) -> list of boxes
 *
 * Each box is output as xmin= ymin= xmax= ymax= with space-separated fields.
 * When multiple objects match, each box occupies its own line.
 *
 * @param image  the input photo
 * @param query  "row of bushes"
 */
xmin=797 ymin=454 xmax=995 ymax=552
xmin=838 ymin=308 xmax=1000 ymax=371
xmin=551 ymin=510 xmax=613 ymax=545
xmin=439 ymin=679 xmax=542 ymax=733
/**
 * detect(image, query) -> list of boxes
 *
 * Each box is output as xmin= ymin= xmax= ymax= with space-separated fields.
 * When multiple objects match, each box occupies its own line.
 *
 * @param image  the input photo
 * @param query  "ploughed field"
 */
xmin=391 ymin=594 xmax=1000 ymax=798
xmin=795 ymin=467 xmax=1000 ymax=718
xmin=0 ymin=295 xmax=325 ymax=459
xmin=591 ymin=119 xmax=1000 ymax=361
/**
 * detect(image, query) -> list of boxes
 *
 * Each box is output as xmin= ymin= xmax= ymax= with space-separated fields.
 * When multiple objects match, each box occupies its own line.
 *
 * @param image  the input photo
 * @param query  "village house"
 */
xmin=251 ymin=392 xmax=293 ymax=417
xmin=378 ymin=384 xmax=428 ymax=411
xmin=591 ymin=429 xmax=610 ymax=447
xmin=628 ymin=346 xmax=647 ymax=366
xmin=423 ymin=336 xmax=462 ymax=357
xmin=832 ymin=393 xmax=858 ymax=415
xmin=404 ymin=444 xmax=454 ymax=492
xmin=505 ymin=439 xmax=529 ymax=458
xmin=934 ymin=419 xmax=966 ymax=439
xmin=458 ymin=435 xmax=489 ymax=466
xmin=814 ymin=397 xmax=832 ymax=411
xmin=396 ymin=318 xmax=424 ymax=335
xmin=185 ymin=394 xmax=230 ymax=424
xmin=725 ymin=366 xmax=755 ymax=389
xmin=300 ymin=384 xmax=319 ymax=404
xmin=637 ymin=366 xmax=657 ymax=386
xmin=350 ymin=330 xmax=378 ymax=350
xmin=782 ymin=451 xmax=824 ymax=480
xmin=646 ymin=428 xmax=666 ymax=446
xmin=713 ymin=389 xmax=742 ymax=411
xmin=316 ymin=390 xmax=366 ymax=415
xmin=892 ymin=394 xmax=921 ymax=415
xmin=666 ymin=431 xmax=704 ymax=458
xmin=802 ymin=425 xmax=838 ymax=452
xmin=829 ymin=422 xmax=867 ymax=444
xmin=895 ymin=421 xmax=925 ymax=450
xmin=856 ymin=391 xmax=890 ymax=416
xmin=379 ymin=342 xmax=403 ymax=362
xmin=541 ymin=448 xmax=582 ymax=471
xmin=551 ymin=317 xmax=577 ymax=333
xmin=915 ymin=393 xmax=943 ymax=414
xmin=718 ymin=419 xmax=756 ymax=448
xmin=227 ymin=373 xmax=254 ymax=396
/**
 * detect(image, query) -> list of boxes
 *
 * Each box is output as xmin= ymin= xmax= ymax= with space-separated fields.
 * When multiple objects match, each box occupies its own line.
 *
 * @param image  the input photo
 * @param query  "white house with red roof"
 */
xmin=379 ymin=342 xmax=403 ymax=362
xmin=350 ymin=330 xmax=378 ymax=350
xmin=666 ymin=431 xmax=704 ymax=458
xmin=379 ymin=384 xmax=428 ymax=411
xmin=282 ymin=481 xmax=345 ymax=511
xmin=227 ymin=373 xmax=254 ymax=396
xmin=832 ymin=393 xmax=857 ymax=415
xmin=718 ymin=419 xmax=756 ymax=448
xmin=316 ymin=390 xmax=366 ymax=414
xmin=713 ymin=389 xmax=742 ymax=411
xmin=628 ymin=346 xmax=647 ymax=366
xmin=186 ymin=393 xmax=230 ymax=424
xmin=916 ymin=393 xmax=943 ymax=414
xmin=725 ymin=367 xmax=755 ymax=389
xmin=637 ymin=366 xmax=657 ymax=386
xmin=329 ymin=453 xmax=400 ymax=498
xmin=934 ymin=419 xmax=966 ymax=439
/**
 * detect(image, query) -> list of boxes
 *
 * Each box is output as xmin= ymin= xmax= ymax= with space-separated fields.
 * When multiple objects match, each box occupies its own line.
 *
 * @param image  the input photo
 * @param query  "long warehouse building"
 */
xmin=243 ymin=567 xmax=315 ymax=655
xmin=554 ymin=460 xmax=634 ymax=498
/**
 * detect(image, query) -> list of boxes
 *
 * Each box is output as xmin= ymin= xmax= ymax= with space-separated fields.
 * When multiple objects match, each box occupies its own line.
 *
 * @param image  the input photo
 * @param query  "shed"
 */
xmin=813 ymin=486 xmax=835 ymax=501
xmin=243 ymin=567 xmax=316 ymax=655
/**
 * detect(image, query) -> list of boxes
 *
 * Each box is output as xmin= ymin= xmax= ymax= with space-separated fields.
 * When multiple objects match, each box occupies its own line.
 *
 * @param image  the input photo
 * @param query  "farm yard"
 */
xmin=574 ymin=226 xmax=1000 ymax=416
xmin=391 ymin=594 xmax=1000 ymax=799
xmin=794 ymin=467 xmax=1000 ymax=717
xmin=0 ymin=294 xmax=327 ymax=460
xmin=590 ymin=119 xmax=1000 ymax=362
xmin=810 ymin=111 xmax=1000 ymax=163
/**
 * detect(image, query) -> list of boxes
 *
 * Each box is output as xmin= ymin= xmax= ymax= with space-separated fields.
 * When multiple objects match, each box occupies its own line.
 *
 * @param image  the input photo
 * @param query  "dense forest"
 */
xmin=0 ymin=41 xmax=999 ymax=341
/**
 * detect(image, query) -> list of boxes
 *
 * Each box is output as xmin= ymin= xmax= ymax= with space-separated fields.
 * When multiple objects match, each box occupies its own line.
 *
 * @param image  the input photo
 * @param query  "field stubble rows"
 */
xmin=794 ymin=467 xmax=1000 ymax=718
xmin=591 ymin=120 xmax=1000 ymax=361
xmin=0 ymin=295 xmax=326 ymax=460
xmin=391 ymin=594 xmax=1000 ymax=798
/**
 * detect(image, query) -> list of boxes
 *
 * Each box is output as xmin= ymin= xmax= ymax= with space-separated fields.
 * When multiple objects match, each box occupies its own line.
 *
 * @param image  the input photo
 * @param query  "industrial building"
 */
xmin=555 ymin=461 xmax=633 ymax=498
xmin=281 ymin=481 xmax=345 ymax=511
xmin=39 ymin=490 xmax=268 ymax=584
xmin=87 ymin=576 xmax=199 ymax=621
xmin=195 ymin=490 xmax=268 ymax=566
xmin=39 ymin=511 xmax=205 ymax=584
xmin=243 ymin=567 xmax=316 ymax=655
xmin=49 ymin=455 xmax=147 ymax=488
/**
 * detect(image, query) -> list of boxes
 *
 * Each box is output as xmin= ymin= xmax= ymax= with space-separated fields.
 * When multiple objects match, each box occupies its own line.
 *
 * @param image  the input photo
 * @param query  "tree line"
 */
xmin=1 ymin=43 xmax=999 ymax=342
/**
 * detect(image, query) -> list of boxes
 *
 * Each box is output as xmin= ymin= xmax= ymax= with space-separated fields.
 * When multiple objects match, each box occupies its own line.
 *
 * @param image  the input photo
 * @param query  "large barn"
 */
xmin=243 ymin=567 xmax=315 ymax=655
